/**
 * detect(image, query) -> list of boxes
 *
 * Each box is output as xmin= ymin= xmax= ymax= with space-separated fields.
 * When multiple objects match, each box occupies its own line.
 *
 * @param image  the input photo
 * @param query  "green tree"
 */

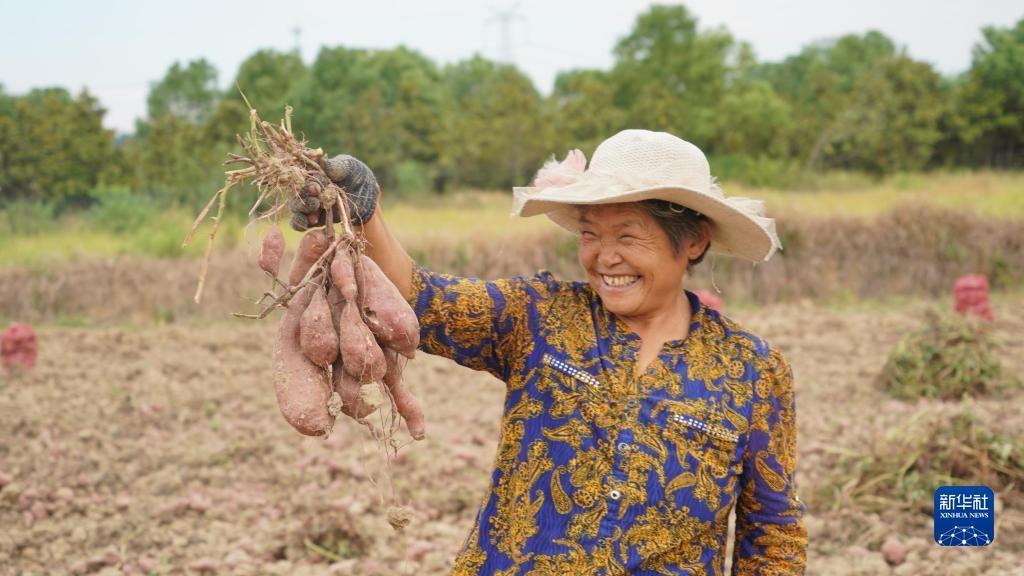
xmin=714 ymin=79 xmax=793 ymax=158
xmin=952 ymin=17 xmax=1024 ymax=166
xmin=757 ymin=31 xmax=896 ymax=103
xmin=288 ymin=46 xmax=445 ymax=191
xmin=133 ymin=59 xmax=225 ymax=204
xmin=0 ymin=87 xmax=115 ymax=203
xmin=147 ymin=59 xmax=220 ymax=125
xmin=550 ymin=69 xmax=626 ymax=156
xmin=130 ymin=113 xmax=223 ymax=205
xmin=756 ymin=31 xmax=898 ymax=165
xmin=824 ymin=56 xmax=946 ymax=173
xmin=611 ymin=5 xmax=738 ymax=146
xmin=205 ymin=49 xmax=307 ymax=143
xmin=436 ymin=55 xmax=551 ymax=190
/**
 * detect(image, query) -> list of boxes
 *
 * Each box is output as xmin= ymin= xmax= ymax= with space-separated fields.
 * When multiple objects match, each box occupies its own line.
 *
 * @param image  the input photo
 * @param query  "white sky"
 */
xmin=1 ymin=0 xmax=1020 ymax=133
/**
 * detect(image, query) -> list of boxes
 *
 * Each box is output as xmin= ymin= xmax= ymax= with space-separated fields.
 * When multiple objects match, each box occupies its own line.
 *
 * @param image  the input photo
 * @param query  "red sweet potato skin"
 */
xmin=287 ymin=230 xmax=329 ymax=287
xmin=383 ymin=350 xmax=425 ymax=440
xmin=356 ymin=255 xmax=419 ymax=359
xmin=259 ymin=226 xmax=285 ymax=277
xmin=326 ymin=283 xmax=344 ymax=334
xmin=338 ymin=299 xmax=387 ymax=383
xmin=332 ymin=362 xmax=375 ymax=420
xmin=273 ymin=284 xmax=335 ymax=436
xmin=330 ymin=249 xmax=358 ymax=302
xmin=300 ymin=286 xmax=339 ymax=368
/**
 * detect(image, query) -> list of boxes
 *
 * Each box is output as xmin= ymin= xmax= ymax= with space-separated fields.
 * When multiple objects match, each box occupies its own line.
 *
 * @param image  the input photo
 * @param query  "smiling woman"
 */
xmin=577 ymin=201 xmax=712 ymax=373
xmin=307 ymin=129 xmax=806 ymax=575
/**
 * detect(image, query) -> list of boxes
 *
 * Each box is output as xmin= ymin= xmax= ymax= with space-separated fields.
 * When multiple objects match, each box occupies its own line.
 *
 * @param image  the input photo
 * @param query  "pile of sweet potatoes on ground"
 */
xmin=261 ymin=227 xmax=424 ymax=439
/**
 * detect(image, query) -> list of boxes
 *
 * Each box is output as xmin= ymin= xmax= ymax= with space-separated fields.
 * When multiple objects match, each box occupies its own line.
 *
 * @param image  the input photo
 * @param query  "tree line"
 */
xmin=1 ymin=5 xmax=1022 ymax=210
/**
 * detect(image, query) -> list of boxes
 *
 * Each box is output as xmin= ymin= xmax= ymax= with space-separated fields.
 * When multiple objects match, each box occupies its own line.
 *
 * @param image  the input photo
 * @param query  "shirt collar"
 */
xmin=606 ymin=288 xmax=709 ymax=352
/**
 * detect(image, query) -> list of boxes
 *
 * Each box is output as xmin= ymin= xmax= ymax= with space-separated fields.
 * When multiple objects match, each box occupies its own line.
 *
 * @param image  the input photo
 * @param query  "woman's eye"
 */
xmin=619 ymin=235 xmax=636 ymax=242
xmin=581 ymin=231 xmax=596 ymax=239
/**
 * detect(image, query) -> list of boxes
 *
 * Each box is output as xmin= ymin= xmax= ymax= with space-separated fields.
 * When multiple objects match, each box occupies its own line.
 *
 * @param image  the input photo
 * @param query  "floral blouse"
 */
xmin=407 ymin=264 xmax=807 ymax=575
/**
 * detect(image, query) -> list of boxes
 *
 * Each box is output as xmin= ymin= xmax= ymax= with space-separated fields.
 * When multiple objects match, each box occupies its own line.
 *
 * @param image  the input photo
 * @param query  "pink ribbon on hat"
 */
xmin=532 ymin=149 xmax=587 ymax=188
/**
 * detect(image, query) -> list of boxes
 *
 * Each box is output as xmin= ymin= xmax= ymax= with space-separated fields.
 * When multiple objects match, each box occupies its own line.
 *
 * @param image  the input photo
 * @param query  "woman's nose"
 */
xmin=597 ymin=243 xmax=623 ymax=268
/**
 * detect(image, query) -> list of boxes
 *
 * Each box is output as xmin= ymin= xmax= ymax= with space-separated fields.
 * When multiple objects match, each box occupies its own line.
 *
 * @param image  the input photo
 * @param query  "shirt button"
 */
xmin=626 ymin=399 xmax=639 ymax=409
xmin=609 ymin=489 xmax=621 ymax=501
xmin=616 ymin=442 xmax=630 ymax=453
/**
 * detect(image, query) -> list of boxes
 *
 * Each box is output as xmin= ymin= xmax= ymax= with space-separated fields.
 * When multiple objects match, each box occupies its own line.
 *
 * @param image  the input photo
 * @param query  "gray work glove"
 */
xmin=288 ymin=154 xmax=380 ymax=232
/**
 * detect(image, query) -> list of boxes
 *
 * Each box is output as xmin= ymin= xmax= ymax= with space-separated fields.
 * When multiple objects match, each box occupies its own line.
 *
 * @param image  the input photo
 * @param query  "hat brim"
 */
xmin=513 ymin=183 xmax=780 ymax=263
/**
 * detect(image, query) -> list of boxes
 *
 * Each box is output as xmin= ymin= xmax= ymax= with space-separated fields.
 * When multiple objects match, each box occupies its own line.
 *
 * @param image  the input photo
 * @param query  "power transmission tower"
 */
xmin=486 ymin=2 xmax=524 ymax=64
xmin=292 ymin=27 xmax=302 ymax=56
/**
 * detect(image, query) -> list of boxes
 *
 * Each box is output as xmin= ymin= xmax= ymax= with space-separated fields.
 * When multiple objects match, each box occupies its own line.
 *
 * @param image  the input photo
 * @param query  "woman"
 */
xmin=296 ymin=129 xmax=807 ymax=575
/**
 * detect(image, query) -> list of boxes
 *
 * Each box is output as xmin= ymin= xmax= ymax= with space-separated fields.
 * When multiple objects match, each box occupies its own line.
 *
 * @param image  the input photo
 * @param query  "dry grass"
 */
xmin=737 ymin=170 xmax=1024 ymax=218
xmin=2 ymin=205 xmax=1023 ymax=327
xmin=820 ymin=404 xmax=1024 ymax=516
xmin=687 ymin=204 xmax=1024 ymax=305
xmin=3 ymin=170 xmax=1022 ymax=269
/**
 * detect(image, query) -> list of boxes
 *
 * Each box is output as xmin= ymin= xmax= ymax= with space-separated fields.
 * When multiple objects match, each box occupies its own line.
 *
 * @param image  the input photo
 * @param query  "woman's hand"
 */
xmin=288 ymin=154 xmax=380 ymax=232
xmin=287 ymin=153 xmax=412 ymax=300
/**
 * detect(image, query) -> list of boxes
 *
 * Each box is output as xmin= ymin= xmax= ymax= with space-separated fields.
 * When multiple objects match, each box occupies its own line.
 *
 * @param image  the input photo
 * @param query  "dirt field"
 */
xmin=2 ymin=294 xmax=1022 ymax=575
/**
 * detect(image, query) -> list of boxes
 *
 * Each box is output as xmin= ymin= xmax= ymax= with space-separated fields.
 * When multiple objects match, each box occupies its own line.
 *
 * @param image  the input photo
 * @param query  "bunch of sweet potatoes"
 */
xmin=262 ymin=228 xmax=424 ymax=439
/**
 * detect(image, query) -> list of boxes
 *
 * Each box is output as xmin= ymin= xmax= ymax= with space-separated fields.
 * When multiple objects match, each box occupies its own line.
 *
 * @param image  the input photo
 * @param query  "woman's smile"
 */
xmin=600 ymin=274 xmax=641 ymax=288
xmin=578 ymin=203 xmax=695 ymax=322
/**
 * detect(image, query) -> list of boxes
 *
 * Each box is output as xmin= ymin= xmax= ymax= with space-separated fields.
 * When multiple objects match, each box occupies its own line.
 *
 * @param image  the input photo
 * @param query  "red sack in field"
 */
xmin=694 ymin=289 xmax=723 ymax=312
xmin=953 ymin=275 xmax=993 ymax=321
xmin=1 ymin=323 xmax=38 ymax=370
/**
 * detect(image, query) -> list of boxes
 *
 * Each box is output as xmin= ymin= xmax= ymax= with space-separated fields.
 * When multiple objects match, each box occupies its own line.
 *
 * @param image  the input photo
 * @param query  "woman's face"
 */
xmin=578 ymin=203 xmax=707 ymax=320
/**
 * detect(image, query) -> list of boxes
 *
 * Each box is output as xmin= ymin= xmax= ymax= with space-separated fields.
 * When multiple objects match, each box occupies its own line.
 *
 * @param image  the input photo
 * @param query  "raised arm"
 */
xmin=290 ymin=154 xmax=554 ymax=381
xmin=357 ymin=191 xmax=414 ymax=301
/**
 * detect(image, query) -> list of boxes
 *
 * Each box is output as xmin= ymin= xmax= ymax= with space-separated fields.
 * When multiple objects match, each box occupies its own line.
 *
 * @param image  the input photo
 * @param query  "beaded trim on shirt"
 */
xmin=671 ymin=414 xmax=740 ymax=443
xmin=541 ymin=353 xmax=601 ymax=389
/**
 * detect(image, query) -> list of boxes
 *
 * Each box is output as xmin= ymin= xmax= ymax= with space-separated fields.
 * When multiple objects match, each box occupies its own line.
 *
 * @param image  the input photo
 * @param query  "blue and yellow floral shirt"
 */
xmin=407 ymin=264 xmax=807 ymax=576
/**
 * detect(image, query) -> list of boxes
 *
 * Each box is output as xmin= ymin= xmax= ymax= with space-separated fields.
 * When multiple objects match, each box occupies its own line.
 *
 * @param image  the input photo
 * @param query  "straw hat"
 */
xmin=512 ymin=129 xmax=782 ymax=263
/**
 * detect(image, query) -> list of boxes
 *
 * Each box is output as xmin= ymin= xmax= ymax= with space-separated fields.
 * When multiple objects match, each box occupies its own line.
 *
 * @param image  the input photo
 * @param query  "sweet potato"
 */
xmin=272 ymin=284 xmax=335 ymax=436
xmin=287 ymin=230 xmax=329 ymax=287
xmin=333 ymin=361 xmax=375 ymax=420
xmin=326 ymin=282 xmax=344 ymax=334
xmin=338 ymin=299 xmax=387 ymax=383
xmin=383 ymin=350 xmax=425 ymax=440
xmin=356 ymin=255 xmax=419 ymax=359
xmin=300 ymin=285 xmax=339 ymax=368
xmin=337 ymin=295 xmax=385 ymax=381
xmin=258 ymin=226 xmax=285 ymax=277
xmin=330 ymin=249 xmax=359 ymax=301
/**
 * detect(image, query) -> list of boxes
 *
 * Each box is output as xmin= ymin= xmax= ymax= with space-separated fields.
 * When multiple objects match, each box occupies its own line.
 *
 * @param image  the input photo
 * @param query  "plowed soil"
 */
xmin=2 ymin=295 xmax=1022 ymax=575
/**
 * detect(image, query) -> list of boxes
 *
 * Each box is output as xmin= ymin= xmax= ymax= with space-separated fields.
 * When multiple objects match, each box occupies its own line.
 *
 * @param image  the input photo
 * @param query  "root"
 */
xmin=183 ymin=103 xmax=330 ymax=304
xmin=387 ymin=505 xmax=413 ymax=531
xmin=232 ymin=232 xmax=354 ymax=320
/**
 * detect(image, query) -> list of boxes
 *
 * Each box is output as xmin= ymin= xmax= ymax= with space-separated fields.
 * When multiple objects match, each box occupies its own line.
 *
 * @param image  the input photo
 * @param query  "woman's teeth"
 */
xmin=602 ymin=274 xmax=639 ymax=287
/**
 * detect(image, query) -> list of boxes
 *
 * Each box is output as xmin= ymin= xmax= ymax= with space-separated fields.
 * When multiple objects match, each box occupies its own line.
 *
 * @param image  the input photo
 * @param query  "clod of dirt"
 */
xmin=188 ymin=558 xmax=218 ymax=574
xmin=386 ymin=505 xmax=413 ymax=531
xmin=881 ymin=537 xmax=907 ymax=566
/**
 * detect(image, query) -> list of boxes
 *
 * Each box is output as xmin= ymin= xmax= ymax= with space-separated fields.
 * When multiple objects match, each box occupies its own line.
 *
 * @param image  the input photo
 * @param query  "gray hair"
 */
xmin=638 ymin=199 xmax=711 ymax=269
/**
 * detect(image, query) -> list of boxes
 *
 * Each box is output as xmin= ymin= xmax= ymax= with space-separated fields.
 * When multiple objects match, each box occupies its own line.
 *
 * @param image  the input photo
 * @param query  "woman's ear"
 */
xmin=686 ymin=220 xmax=712 ymax=260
